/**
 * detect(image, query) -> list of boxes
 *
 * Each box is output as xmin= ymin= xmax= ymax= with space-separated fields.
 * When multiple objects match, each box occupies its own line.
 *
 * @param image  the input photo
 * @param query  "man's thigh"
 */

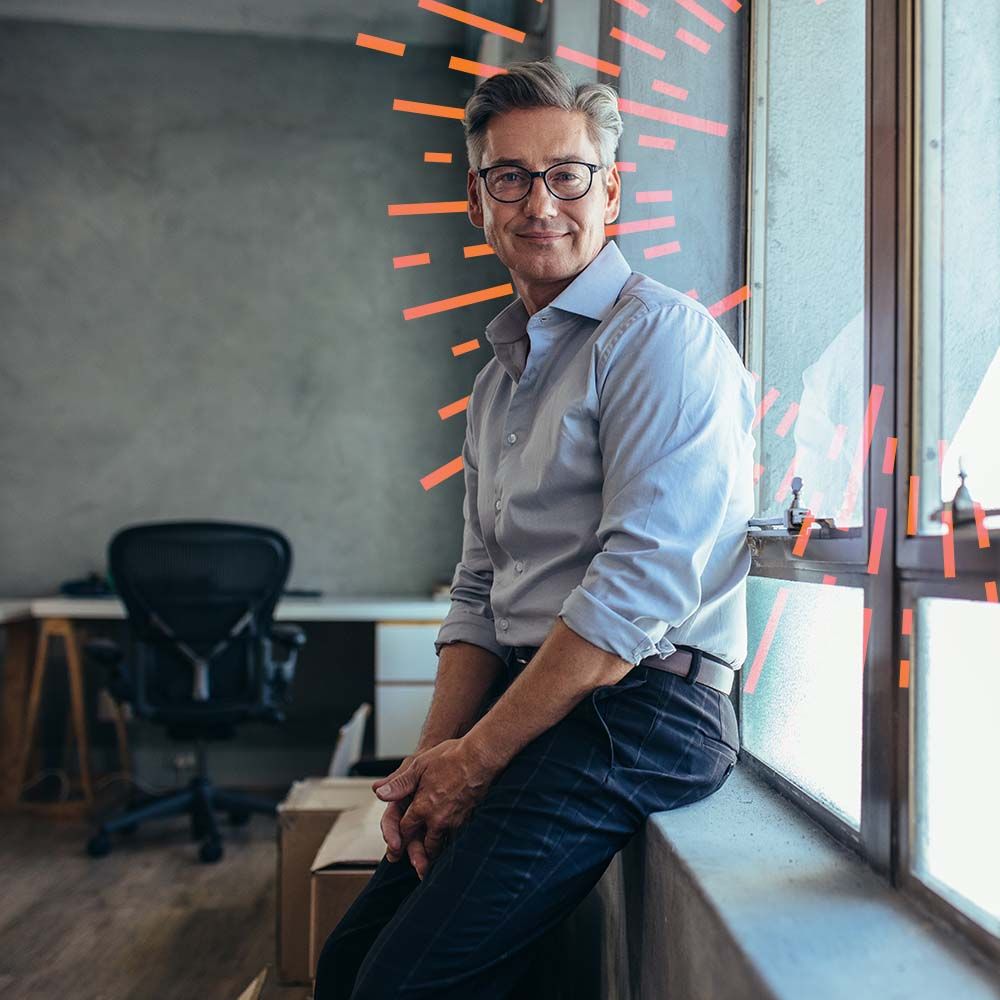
xmin=320 ymin=667 xmax=733 ymax=999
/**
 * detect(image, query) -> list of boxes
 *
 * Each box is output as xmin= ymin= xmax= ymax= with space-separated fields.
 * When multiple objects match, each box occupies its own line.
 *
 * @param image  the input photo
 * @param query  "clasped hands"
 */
xmin=371 ymin=736 xmax=502 ymax=880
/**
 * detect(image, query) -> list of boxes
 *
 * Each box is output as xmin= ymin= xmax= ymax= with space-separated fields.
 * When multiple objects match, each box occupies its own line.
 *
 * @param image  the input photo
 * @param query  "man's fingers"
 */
xmin=407 ymin=836 xmax=430 ymax=880
xmin=380 ymin=799 xmax=406 ymax=855
xmin=423 ymin=826 xmax=448 ymax=863
xmin=375 ymin=763 xmax=420 ymax=801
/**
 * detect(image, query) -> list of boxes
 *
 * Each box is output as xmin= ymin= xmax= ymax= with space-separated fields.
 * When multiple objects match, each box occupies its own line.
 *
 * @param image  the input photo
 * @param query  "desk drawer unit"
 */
xmin=374 ymin=622 xmax=442 ymax=757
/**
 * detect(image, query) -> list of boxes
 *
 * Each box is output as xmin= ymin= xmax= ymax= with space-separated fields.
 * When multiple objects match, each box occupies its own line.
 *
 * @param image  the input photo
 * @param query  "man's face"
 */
xmin=467 ymin=107 xmax=621 ymax=288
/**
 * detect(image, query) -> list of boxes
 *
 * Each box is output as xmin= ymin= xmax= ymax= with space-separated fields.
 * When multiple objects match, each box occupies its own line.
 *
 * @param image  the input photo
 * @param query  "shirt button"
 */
xmin=514 ymin=561 xmax=524 ymax=573
xmin=499 ymin=618 xmax=509 ymax=630
xmin=494 ymin=498 xmax=502 ymax=511
xmin=507 ymin=432 xmax=517 ymax=445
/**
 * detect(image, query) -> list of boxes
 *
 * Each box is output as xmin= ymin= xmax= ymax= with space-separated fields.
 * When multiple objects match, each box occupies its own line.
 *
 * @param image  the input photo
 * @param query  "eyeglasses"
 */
xmin=477 ymin=161 xmax=606 ymax=203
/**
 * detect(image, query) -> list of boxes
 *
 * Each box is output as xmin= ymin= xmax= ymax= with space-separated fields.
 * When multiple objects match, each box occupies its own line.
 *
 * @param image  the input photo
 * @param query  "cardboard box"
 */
xmin=308 ymin=798 xmax=387 ymax=977
xmin=277 ymin=777 xmax=379 ymax=984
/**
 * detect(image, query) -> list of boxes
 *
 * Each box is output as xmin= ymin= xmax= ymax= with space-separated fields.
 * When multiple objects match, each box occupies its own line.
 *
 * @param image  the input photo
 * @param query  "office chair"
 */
xmin=84 ymin=520 xmax=306 ymax=863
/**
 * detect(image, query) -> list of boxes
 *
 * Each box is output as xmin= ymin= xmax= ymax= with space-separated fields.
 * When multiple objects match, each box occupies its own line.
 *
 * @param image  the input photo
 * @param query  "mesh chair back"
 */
xmin=109 ymin=521 xmax=291 ymax=716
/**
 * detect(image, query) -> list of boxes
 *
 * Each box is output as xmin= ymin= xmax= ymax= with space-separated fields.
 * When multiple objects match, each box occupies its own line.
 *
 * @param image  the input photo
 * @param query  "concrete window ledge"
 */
xmin=557 ymin=768 xmax=1000 ymax=999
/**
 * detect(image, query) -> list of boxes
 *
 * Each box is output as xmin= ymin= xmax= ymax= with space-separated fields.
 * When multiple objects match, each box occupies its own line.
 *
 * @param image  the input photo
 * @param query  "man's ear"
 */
xmin=468 ymin=170 xmax=485 ymax=229
xmin=604 ymin=164 xmax=622 ymax=225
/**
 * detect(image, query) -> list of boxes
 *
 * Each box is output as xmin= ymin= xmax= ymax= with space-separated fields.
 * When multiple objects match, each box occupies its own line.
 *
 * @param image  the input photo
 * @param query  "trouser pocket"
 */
xmin=589 ymin=671 xmax=649 ymax=780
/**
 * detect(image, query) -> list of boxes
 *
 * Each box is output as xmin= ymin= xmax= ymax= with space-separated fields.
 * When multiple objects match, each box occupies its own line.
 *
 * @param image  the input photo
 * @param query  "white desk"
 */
xmin=0 ymin=595 xmax=449 ymax=814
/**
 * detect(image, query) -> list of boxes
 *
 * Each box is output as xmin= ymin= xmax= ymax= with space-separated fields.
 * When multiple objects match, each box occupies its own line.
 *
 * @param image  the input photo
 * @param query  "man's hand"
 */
xmin=371 ymin=738 xmax=504 ymax=880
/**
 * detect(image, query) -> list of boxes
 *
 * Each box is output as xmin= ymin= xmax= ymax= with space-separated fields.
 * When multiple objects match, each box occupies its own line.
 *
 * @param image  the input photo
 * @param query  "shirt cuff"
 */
xmin=558 ymin=585 xmax=666 ymax=666
xmin=434 ymin=614 xmax=508 ymax=661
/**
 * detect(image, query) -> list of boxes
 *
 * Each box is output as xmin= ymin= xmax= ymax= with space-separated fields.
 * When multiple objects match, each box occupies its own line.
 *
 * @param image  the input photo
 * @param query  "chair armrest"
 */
xmin=269 ymin=624 xmax=307 ymax=650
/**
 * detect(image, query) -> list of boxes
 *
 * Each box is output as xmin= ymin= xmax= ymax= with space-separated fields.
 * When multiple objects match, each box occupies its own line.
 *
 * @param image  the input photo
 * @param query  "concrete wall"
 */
xmin=0 ymin=18 xmax=504 ymax=597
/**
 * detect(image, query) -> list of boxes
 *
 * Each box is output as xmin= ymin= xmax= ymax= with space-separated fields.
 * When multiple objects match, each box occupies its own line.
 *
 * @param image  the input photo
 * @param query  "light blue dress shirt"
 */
xmin=434 ymin=240 xmax=757 ymax=670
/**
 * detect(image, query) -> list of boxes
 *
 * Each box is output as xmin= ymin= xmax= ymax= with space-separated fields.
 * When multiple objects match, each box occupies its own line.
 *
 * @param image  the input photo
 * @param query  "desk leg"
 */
xmin=0 ymin=620 xmax=36 ymax=812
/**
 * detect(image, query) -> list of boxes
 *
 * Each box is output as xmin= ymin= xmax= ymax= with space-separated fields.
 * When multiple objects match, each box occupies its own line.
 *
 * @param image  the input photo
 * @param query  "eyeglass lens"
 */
xmin=485 ymin=163 xmax=592 ymax=201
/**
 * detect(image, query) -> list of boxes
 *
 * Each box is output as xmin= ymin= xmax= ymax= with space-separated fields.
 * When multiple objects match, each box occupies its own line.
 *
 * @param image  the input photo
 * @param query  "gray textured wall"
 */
xmin=0 ymin=18 xmax=509 ymax=596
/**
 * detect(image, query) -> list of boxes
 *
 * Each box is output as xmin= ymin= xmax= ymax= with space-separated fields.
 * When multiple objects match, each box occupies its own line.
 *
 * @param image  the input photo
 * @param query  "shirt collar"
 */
xmin=485 ymin=240 xmax=633 ymax=346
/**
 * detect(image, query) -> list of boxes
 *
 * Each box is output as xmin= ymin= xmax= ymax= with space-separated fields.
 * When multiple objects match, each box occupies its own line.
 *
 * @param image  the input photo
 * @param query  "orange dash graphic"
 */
xmin=448 ymin=55 xmax=507 ymax=77
xmin=708 ymin=284 xmax=749 ymax=317
xmin=652 ymin=79 xmax=689 ymax=100
xmin=674 ymin=0 xmax=725 ymax=32
xmin=418 ymin=0 xmax=526 ymax=44
xmin=605 ymin=215 xmax=675 ymax=236
xmin=676 ymin=28 xmax=710 ymax=53
xmin=906 ymin=475 xmax=919 ymax=534
xmin=388 ymin=200 xmax=468 ymax=216
xmin=636 ymin=189 xmax=673 ymax=203
xmin=438 ymin=395 xmax=470 ymax=420
xmin=822 ymin=574 xmax=838 ymax=585
xmin=720 ymin=0 xmax=742 ymax=10
xmin=901 ymin=607 xmax=913 ymax=635
xmin=615 ymin=161 xmax=637 ymax=172
xmin=355 ymin=33 xmax=406 ymax=56
xmin=743 ymin=586 xmax=791 ymax=694
xmin=610 ymin=26 xmax=666 ymax=59
xmin=775 ymin=401 xmax=799 ymax=438
xmin=752 ymin=386 xmax=780 ymax=429
xmin=463 ymin=242 xmax=495 ymax=258
xmin=424 ymin=151 xmax=453 ymax=163
xmin=836 ymin=384 xmax=885 ymax=525
xmin=899 ymin=659 xmax=910 ymax=688
xmin=881 ymin=436 xmax=898 ymax=474
xmin=393 ymin=98 xmax=465 ymax=120
xmin=452 ymin=339 xmax=480 ymax=356
xmin=941 ymin=509 xmax=956 ymax=578
xmin=986 ymin=581 xmax=999 ymax=603
xmin=867 ymin=506 xmax=888 ymax=575
xmin=827 ymin=424 xmax=848 ymax=460
xmin=619 ymin=97 xmax=728 ymax=137
xmin=685 ymin=288 xmax=699 ymax=299
xmin=393 ymin=252 xmax=431 ymax=269
xmin=973 ymin=502 xmax=990 ymax=548
xmin=555 ymin=44 xmax=621 ymax=77
xmin=613 ymin=0 xmax=650 ymax=15
xmin=420 ymin=456 xmax=463 ymax=491
xmin=638 ymin=133 xmax=677 ymax=150
xmin=404 ymin=282 xmax=513 ymax=320
xmin=862 ymin=607 xmax=873 ymax=667
xmin=792 ymin=510 xmax=816 ymax=558
xmin=643 ymin=240 xmax=681 ymax=259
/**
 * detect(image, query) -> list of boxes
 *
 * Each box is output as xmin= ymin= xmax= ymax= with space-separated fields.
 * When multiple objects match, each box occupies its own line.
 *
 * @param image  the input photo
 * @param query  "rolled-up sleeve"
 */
xmin=558 ymin=303 xmax=754 ymax=665
xmin=434 ymin=382 xmax=507 ymax=660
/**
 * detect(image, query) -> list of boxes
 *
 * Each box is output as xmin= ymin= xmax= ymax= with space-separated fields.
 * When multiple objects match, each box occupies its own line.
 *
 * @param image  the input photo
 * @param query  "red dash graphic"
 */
xmin=827 ymin=424 xmax=848 ymax=460
xmin=388 ymin=200 xmax=468 ymax=216
xmin=452 ymin=339 xmax=480 ymax=356
xmin=610 ymin=26 xmax=666 ymax=60
xmin=685 ymin=288 xmax=699 ymax=299
xmin=393 ymin=252 xmax=431 ymax=269
xmin=356 ymin=33 xmax=406 ymax=56
xmin=643 ymin=240 xmax=681 ymax=259
xmin=752 ymin=387 xmax=780 ymax=429
xmin=463 ymin=243 xmax=495 ymax=258
xmin=938 ymin=438 xmax=948 ymax=470
xmin=438 ymin=395 xmax=469 ymax=420
xmin=638 ymin=133 xmax=677 ymax=150
xmin=652 ymin=79 xmax=689 ymax=100
xmin=615 ymin=161 xmax=637 ymax=172
xmin=973 ymin=502 xmax=990 ymax=548
xmin=556 ymin=44 xmax=621 ymax=77
xmin=676 ymin=28 xmax=710 ymax=53
xmin=941 ymin=510 xmax=956 ymax=578
xmin=424 ymin=151 xmax=453 ymax=163
xmin=792 ymin=510 xmax=816 ymax=558
xmin=393 ymin=98 xmax=465 ymax=120
xmin=448 ymin=55 xmax=507 ymax=77
xmin=708 ymin=284 xmax=749 ymax=317
xmin=822 ymin=574 xmax=837 ymax=585
xmin=753 ymin=463 xmax=764 ymax=484
xmin=619 ymin=97 xmax=728 ymax=137
xmin=867 ymin=506 xmax=888 ymax=575
xmin=720 ymin=0 xmax=742 ymax=11
xmin=862 ymin=607 xmax=873 ymax=667
xmin=636 ymin=189 xmax=673 ymax=203
xmin=613 ymin=0 xmax=650 ymax=15
xmin=881 ymin=436 xmax=898 ymax=474
xmin=421 ymin=456 xmax=463 ymax=491
xmin=674 ymin=0 xmax=725 ymax=32
xmin=743 ymin=586 xmax=791 ymax=694
xmin=901 ymin=607 xmax=913 ymax=635
xmin=906 ymin=475 xmax=919 ymax=534
xmin=836 ymin=384 xmax=885 ymax=525
xmin=404 ymin=282 xmax=513 ymax=320
xmin=605 ymin=215 xmax=675 ymax=236
xmin=775 ymin=401 xmax=799 ymax=438
xmin=986 ymin=581 xmax=999 ymax=603
xmin=418 ymin=0 xmax=526 ymax=43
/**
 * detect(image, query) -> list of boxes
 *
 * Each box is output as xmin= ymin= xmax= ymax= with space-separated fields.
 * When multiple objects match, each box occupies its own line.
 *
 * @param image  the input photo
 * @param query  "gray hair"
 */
xmin=463 ymin=59 xmax=623 ymax=172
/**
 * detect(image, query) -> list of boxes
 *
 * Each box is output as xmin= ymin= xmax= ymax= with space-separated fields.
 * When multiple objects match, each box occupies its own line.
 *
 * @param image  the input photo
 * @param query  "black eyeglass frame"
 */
xmin=476 ymin=161 xmax=607 ymax=203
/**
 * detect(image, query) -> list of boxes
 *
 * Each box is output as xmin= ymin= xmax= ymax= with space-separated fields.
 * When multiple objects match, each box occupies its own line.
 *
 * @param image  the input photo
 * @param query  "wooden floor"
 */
xmin=0 ymin=810 xmax=311 ymax=1000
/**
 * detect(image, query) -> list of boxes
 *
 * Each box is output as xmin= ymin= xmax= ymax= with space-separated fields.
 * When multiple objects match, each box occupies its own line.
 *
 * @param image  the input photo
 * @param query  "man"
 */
xmin=315 ymin=59 xmax=755 ymax=999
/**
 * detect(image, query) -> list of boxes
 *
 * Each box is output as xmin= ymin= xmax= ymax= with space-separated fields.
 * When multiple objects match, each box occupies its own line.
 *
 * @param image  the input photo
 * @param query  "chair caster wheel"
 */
xmin=87 ymin=832 xmax=111 ymax=858
xmin=228 ymin=809 xmax=251 ymax=827
xmin=199 ymin=839 xmax=223 ymax=864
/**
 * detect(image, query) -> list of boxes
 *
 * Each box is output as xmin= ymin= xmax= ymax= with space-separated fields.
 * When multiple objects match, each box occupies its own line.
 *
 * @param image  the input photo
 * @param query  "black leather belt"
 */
xmin=507 ymin=643 xmax=736 ymax=696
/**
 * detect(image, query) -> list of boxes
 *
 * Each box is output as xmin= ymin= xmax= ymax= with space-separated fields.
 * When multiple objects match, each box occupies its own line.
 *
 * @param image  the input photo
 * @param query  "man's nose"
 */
xmin=523 ymin=175 xmax=558 ymax=217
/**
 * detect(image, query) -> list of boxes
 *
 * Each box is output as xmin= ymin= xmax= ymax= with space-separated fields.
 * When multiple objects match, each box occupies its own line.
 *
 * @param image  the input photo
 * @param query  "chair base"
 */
xmin=86 ymin=774 xmax=277 ymax=863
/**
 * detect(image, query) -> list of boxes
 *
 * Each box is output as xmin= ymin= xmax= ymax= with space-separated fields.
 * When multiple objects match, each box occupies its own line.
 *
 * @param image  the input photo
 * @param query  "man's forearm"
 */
xmin=463 ymin=617 xmax=633 ymax=772
xmin=415 ymin=641 xmax=506 ymax=752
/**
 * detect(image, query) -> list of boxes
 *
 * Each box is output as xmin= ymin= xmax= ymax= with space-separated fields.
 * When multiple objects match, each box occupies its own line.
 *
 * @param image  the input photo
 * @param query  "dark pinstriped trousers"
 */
xmin=313 ymin=652 xmax=740 ymax=1000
